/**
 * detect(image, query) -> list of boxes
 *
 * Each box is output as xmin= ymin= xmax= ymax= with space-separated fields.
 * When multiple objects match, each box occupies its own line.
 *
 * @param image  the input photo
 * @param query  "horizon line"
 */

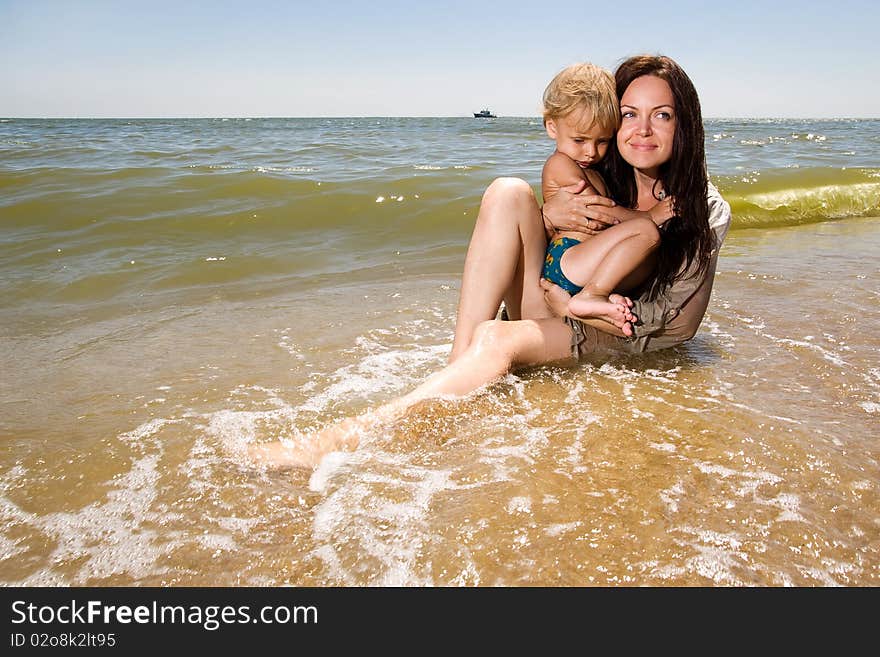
xmin=3 ymin=115 xmax=879 ymax=121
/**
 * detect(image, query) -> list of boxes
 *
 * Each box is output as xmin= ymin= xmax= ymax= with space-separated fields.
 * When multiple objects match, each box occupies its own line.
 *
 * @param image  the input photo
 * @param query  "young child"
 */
xmin=540 ymin=63 xmax=670 ymax=335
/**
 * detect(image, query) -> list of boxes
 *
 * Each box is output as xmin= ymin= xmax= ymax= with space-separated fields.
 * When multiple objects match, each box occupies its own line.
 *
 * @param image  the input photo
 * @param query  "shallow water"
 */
xmin=1 ymin=118 xmax=878 ymax=585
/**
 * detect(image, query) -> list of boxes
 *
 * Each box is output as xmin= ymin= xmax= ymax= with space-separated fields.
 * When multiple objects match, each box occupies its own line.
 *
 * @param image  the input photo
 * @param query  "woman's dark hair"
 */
xmin=599 ymin=55 xmax=713 ymax=299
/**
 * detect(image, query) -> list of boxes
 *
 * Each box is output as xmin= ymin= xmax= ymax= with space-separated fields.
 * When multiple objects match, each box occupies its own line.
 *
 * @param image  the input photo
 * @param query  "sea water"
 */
xmin=1 ymin=117 xmax=877 ymax=585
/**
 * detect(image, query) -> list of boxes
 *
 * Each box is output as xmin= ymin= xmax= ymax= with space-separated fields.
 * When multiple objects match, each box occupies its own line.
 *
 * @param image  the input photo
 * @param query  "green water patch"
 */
xmin=715 ymin=167 xmax=880 ymax=229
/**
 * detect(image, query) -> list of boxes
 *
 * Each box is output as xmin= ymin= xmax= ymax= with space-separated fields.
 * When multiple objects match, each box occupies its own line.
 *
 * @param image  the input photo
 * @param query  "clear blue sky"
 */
xmin=2 ymin=0 xmax=878 ymax=118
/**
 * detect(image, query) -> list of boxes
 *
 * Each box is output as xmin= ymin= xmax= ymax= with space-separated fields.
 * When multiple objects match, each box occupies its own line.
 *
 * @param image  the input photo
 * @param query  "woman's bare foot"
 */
xmin=248 ymin=440 xmax=321 ymax=469
xmin=247 ymin=415 xmax=371 ymax=470
xmin=568 ymin=293 xmax=635 ymax=336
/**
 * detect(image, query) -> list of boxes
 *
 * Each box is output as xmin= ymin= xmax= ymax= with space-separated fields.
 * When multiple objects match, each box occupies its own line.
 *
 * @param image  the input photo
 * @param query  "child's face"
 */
xmin=545 ymin=108 xmax=613 ymax=169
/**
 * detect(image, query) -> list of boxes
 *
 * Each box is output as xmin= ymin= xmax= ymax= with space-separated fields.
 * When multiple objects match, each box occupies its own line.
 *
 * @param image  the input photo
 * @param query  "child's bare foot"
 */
xmin=568 ymin=293 xmax=634 ymax=334
xmin=608 ymin=293 xmax=633 ymax=310
xmin=608 ymin=293 xmax=638 ymax=326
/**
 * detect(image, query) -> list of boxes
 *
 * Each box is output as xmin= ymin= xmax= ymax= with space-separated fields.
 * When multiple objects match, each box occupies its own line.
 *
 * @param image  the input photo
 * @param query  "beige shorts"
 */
xmin=563 ymin=316 xmax=645 ymax=360
xmin=500 ymin=305 xmax=644 ymax=360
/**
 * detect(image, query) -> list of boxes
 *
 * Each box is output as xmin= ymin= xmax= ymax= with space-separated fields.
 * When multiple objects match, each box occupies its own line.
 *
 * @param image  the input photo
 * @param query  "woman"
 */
xmin=251 ymin=55 xmax=732 ymax=468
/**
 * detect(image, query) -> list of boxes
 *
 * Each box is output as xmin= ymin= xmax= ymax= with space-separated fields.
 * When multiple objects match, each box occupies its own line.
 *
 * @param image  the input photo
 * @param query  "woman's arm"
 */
xmin=629 ymin=253 xmax=717 ymax=342
xmin=541 ymin=180 xmax=618 ymax=236
xmin=541 ymin=182 xmax=674 ymax=236
xmin=629 ymin=184 xmax=732 ymax=349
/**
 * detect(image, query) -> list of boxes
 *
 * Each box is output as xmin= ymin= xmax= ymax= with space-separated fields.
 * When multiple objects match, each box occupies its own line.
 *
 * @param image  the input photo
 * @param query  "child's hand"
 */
xmin=650 ymin=196 xmax=675 ymax=226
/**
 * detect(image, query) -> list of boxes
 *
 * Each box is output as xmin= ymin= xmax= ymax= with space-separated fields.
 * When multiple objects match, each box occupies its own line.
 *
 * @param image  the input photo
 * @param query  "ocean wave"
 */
xmin=714 ymin=167 xmax=880 ymax=228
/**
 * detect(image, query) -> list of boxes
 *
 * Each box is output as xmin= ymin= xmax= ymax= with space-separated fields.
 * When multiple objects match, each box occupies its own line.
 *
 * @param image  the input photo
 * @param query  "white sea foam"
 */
xmin=275 ymin=328 xmax=306 ymax=359
xmin=298 ymin=342 xmax=448 ymax=414
xmin=733 ymin=470 xmax=783 ymax=497
xmin=32 ymin=454 xmax=168 ymax=584
xmin=309 ymin=456 xmax=454 ymax=585
xmin=773 ymin=336 xmax=848 ymax=367
xmin=659 ymin=480 xmax=685 ymax=513
xmin=795 ymin=565 xmax=844 ymax=586
xmin=656 ymin=526 xmax=749 ymax=585
xmin=254 ymin=166 xmax=314 ymax=173
xmin=694 ymin=461 xmax=739 ymax=479
xmin=545 ymin=521 xmax=581 ymax=537
xmin=0 ymin=532 xmax=28 ymax=562
xmin=309 ymin=450 xmax=357 ymax=493
xmin=649 ymin=442 xmax=677 ymax=453
xmin=686 ymin=545 xmax=747 ymax=585
xmin=507 ymin=496 xmax=532 ymax=514
xmin=204 ymin=398 xmax=299 ymax=456
xmin=118 ymin=417 xmax=177 ymax=446
xmin=764 ymin=492 xmax=805 ymax=522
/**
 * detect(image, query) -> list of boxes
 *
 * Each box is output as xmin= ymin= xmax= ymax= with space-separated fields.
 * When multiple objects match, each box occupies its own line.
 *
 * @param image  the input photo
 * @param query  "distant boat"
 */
xmin=473 ymin=109 xmax=497 ymax=118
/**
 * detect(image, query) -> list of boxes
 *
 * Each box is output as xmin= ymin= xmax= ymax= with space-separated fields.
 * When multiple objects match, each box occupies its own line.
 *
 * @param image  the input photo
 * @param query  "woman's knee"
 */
xmin=476 ymin=178 xmax=539 ymax=238
xmin=482 ymin=177 xmax=535 ymax=208
xmin=471 ymin=319 xmax=516 ymax=363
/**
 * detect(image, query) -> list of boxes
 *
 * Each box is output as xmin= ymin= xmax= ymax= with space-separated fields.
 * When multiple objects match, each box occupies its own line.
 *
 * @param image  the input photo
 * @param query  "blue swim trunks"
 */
xmin=543 ymin=236 xmax=582 ymax=295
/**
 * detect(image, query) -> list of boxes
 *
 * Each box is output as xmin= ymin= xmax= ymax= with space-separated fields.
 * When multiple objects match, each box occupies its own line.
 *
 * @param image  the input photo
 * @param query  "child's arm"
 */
xmin=579 ymin=165 xmax=673 ymax=227
xmin=576 ymin=198 xmax=675 ymax=226
xmin=541 ymin=152 xmax=598 ymax=203
xmin=555 ymin=162 xmax=673 ymax=228
xmin=542 ymin=153 xmax=599 ymax=238
xmin=585 ymin=196 xmax=675 ymax=227
xmin=583 ymin=168 xmax=608 ymax=198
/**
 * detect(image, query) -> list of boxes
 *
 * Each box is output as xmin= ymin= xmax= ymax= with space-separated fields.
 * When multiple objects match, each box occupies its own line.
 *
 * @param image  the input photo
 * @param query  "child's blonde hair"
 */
xmin=542 ymin=63 xmax=619 ymax=132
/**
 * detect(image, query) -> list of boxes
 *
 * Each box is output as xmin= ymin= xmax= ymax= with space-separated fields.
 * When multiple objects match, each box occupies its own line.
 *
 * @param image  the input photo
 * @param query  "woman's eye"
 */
xmin=656 ymin=111 xmax=672 ymax=120
xmin=621 ymin=111 xmax=635 ymax=119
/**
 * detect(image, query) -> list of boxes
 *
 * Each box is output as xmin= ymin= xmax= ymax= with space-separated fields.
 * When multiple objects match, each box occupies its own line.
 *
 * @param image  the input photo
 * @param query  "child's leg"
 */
xmin=562 ymin=218 xmax=659 ymax=291
xmin=560 ymin=217 xmax=660 ymax=326
xmin=559 ymin=217 xmax=661 ymax=292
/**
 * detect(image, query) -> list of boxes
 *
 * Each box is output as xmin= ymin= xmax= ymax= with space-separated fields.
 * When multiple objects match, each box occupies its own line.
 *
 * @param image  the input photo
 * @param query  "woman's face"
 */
xmin=616 ymin=75 xmax=676 ymax=176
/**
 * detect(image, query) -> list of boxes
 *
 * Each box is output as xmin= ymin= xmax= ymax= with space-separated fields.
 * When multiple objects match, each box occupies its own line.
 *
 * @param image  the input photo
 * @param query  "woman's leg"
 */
xmin=249 ymin=317 xmax=575 ymax=468
xmin=449 ymin=178 xmax=552 ymax=362
xmin=250 ymin=179 xmax=561 ymax=469
xmin=403 ymin=317 xmax=574 ymax=402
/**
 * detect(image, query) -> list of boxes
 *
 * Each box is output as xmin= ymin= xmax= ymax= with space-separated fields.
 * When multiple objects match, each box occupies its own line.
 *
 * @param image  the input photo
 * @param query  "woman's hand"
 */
xmin=541 ymin=180 xmax=619 ymax=236
xmin=539 ymin=278 xmax=573 ymax=318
